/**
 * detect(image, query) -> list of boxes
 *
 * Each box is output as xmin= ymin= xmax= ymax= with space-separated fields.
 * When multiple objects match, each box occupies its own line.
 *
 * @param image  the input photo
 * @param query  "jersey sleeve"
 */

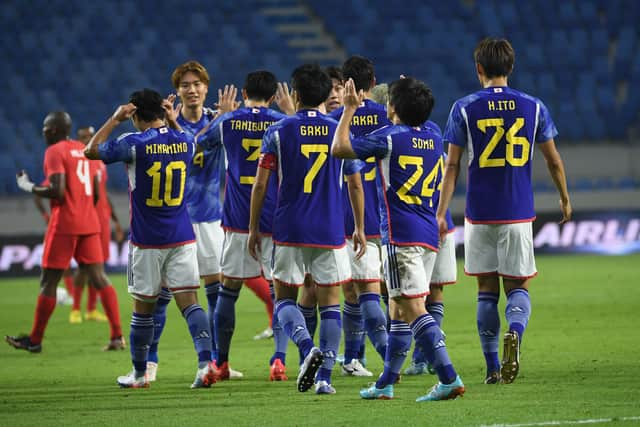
xmin=351 ymin=132 xmax=391 ymax=160
xmin=535 ymin=100 xmax=559 ymax=143
xmin=443 ymin=102 xmax=467 ymax=148
xmin=196 ymin=115 xmax=224 ymax=150
xmin=98 ymin=133 xmax=135 ymax=164
xmin=258 ymin=125 xmax=279 ymax=171
xmin=343 ymin=158 xmax=365 ymax=176
xmin=43 ymin=146 xmax=65 ymax=177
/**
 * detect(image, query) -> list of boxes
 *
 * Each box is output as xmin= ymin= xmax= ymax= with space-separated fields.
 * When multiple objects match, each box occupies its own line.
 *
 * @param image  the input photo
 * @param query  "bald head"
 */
xmin=43 ymin=111 xmax=72 ymax=145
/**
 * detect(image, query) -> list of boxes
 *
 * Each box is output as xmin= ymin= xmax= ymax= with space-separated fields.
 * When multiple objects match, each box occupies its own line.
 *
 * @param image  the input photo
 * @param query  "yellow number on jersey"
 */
xmin=145 ymin=161 xmax=187 ymax=207
xmin=396 ymin=155 xmax=444 ymax=206
xmin=193 ymin=152 xmax=204 ymax=168
xmin=364 ymin=156 xmax=377 ymax=181
xmin=300 ymin=144 xmax=328 ymax=193
xmin=477 ymin=117 xmax=530 ymax=168
xmin=240 ymin=138 xmax=263 ymax=185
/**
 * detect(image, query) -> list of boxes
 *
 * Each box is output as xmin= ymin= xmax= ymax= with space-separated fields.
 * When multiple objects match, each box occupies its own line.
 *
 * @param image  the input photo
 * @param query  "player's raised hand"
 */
xmin=343 ymin=78 xmax=364 ymax=109
xmin=162 ymin=94 xmax=181 ymax=130
xmin=16 ymin=170 xmax=34 ymax=193
xmin=247 ymin=230 xmax=261 ymax=261
xmin=559 ymin=198 xmax=572 ymax=225
xmin=275 ymin=82 xmax=295 ymax=115
xmin=352 ymin=229 xmax=367 ymax=260
xmin=111 ymin=103 xmax=137 ymax=123
xmin=217 ymin=84 xmax=239 ymax=115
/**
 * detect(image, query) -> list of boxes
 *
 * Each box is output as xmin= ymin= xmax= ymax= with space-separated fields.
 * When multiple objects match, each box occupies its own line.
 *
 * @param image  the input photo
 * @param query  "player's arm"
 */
xmin=331 ymin=79 xmax=364 ymax=159
xmin=85 ymin=103 xmax=137 ymax=160
xmin=33 ymin=194 xmax=50 ymax=223
xmin=248 ymin=156 xmax=273 ymax=261
xmin=17 ymin=171 xmax=65 ymax=201
xmin=436 ymin=145 xmax=463 ymax=240
xmin=93 ymin=174 xmax=100 ymax=205
xmin=345 ymin=169 xmax=366 ymax=259
xmin=107 ymin=195 xmax=125 ymax=242
xmin=538 ymin=139 xmax=572 ymax=224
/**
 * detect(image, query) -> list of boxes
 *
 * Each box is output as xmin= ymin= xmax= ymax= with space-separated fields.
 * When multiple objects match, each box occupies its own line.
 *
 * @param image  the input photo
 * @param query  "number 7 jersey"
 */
xmin=444 ymin=86 xmax=558 ymax=223
xmin=98 ymin=127 xmax=196 ymax=248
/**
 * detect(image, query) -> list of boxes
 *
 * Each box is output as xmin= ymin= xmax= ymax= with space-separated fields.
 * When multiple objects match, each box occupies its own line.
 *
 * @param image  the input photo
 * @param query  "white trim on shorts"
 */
xmin=383 ymin=244 xmax=437 ymax=299
xmin=221 ymin=231 xmax=274 ymax=281
xmin=272 ymin=245 xmax=351 ymax=287
xmin=464 ymin=219 xmax=537 ymax=279
xmin=431 ymin=231 xmax=457 ymax=285
xmin=346 ymin=237 xmax=382 ymax=282
xmin=193 ymin=220 xmax=224 ymax=276
xmin=127 ymin=242 xmax=200 ymax=301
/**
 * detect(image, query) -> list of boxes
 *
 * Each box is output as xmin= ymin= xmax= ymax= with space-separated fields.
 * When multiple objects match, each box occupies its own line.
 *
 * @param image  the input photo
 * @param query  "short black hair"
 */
xmin=342 ymin=55 xmax=374 ymax=92
xmin=244 ymin=70 xmax=278 ymax=101
xmin=388 ymin=77 xmax=434 ymax=126
xmin=129 ymin=88 xmax=165 ymax=122
xmin=474 ymin=38 xmax=515 ymax=78
xmin=325 ymin=65 xmax=344 ymax=83
xmin=291 ymin=64 xmax=332 ymax=107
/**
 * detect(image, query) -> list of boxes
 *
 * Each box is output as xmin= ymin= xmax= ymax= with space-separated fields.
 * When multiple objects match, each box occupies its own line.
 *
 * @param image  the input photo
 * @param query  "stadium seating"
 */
xmin=0 ymin=0 xmax=638 ymax=194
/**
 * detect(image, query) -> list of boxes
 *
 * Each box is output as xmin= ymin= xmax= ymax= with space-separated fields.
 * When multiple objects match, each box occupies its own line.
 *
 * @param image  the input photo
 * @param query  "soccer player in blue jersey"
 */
xmin=85 ymin=89 xmax=216 ymax=389
xmin=436 ymin=38 xmax=572 ymax=384
xmin=330 ymin=56 xmax=391 ymax=376
xmin=333 ymin=77 xmax=465 ymax=402
xmin=196 ymin=70 xmax=290 ymax=381
xmin=146 ymin=61 xmax=244 ymax=381
xmin=248 ymin=64 xmax=366 ymax=395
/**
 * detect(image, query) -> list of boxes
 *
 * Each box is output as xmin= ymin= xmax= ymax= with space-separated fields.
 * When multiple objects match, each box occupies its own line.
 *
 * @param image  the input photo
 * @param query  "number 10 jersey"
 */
xmin=99 ymin=127 xmax=196 ymax=248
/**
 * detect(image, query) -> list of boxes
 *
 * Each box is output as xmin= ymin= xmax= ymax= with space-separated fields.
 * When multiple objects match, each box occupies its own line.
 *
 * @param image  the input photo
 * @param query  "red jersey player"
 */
xmin=5 ymin=111 xmax=124 ymax=352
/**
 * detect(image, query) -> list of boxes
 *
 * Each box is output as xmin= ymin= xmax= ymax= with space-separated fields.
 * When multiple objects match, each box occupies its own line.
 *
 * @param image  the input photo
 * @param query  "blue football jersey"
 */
xmin=331 ymin=99 xmax=392 ymax=238
xmin=260 ymin=109 xmax=360 ymax=247
xmin=351 ymin=124 xmax=444 ymax=250
xmin=98 ymin=127 xmax=196 ymax=247
xmin=197 ymin=107 xmax=287 ymax=234
xmin=179 ymin=108 xmax=224 ymax=223
xmin=444 ymin=86 xmax=557 ymax=223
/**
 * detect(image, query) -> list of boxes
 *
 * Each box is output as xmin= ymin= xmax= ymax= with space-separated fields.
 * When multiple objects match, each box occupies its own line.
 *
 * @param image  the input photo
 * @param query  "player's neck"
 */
xmin=482 ymin=76 xmax=508 ymax=88
xmin=244 ymin=100 xmax=269 ymax=108
xmin=137 ymin=119 xmax=165 ymax=132
xmin=181 ymin=105 xmax=203 ymax=123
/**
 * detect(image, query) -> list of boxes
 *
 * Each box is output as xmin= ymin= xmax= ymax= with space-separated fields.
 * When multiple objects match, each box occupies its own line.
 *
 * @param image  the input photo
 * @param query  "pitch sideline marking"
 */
xmin=479 ymin=416 xmax=640 ymax=427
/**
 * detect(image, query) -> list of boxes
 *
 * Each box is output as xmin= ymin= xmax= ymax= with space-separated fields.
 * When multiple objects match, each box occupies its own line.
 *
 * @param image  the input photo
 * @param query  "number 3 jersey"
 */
xmin=259 ymin=109 xmax=361 ymax=248
xmin=350 ymin=125 xmax=444 ymax=251
xmin=99 ymin=127 xmax=196 ymax=248
xmin=43 ymin=140 xmax=100 ymax=235
xmin=197 ymin=107 xmax=287 ymax=234
xmin=444 ymin=86 xmax=558 ymax=223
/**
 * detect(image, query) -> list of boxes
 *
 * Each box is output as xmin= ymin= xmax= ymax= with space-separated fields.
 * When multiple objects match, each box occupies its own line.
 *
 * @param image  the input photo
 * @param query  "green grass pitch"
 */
xmin=1 ymin=254 xmax=639 ymax=427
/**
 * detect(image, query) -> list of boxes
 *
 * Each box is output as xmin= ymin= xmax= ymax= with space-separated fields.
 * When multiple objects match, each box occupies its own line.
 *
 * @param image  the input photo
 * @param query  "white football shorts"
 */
xmin=383 ymin=244 xmax=437 ymax=299
xmin=221 ymin=231 xmax=274 ymax=281
xmin=127 ymin=242 xmax=200 ymax=301
xmin=193 ymin=220 xmax=224 ymax=276
xmin=346 ymin=237 xmax=382 ymax=282
xmin=430 ymin=231 xmax=457 ymax=285
xmin=272 ymin=245 xmax=351 ymax=286
xmin=464 ymin=219 xmax=537 ymax=279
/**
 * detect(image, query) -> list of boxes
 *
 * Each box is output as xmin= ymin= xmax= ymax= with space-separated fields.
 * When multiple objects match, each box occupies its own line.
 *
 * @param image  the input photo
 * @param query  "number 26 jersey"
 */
xmin=444 ymin=86 xmax=558 ymax=223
